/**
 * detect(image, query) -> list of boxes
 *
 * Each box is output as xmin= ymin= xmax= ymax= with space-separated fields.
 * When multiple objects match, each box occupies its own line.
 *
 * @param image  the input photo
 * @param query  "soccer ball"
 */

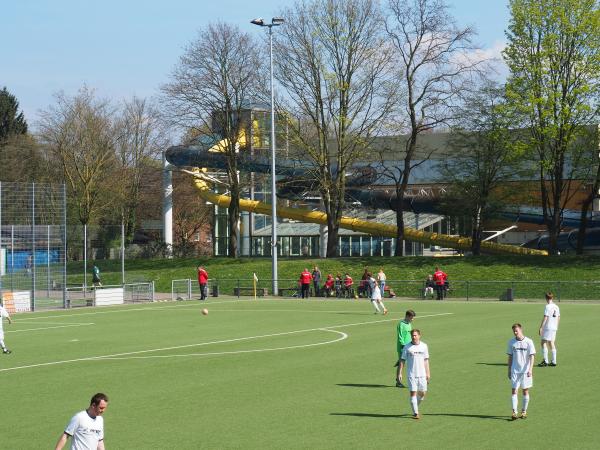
xmin=201 ymin=308 xmax=209 ymax=316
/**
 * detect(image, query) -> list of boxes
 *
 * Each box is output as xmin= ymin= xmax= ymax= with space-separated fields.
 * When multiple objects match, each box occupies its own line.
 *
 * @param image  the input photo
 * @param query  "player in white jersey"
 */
xmin=399 ymin=329 xmax=430 ymax=419
xmin=507 ymin=323 xmax=535 ymax=420
xmin=538 ymin=292 xmax=560 ymax=367
xmin=55 ymin=393 xmax=109 ymax=450
xmin=0 ymin=304 xmax=13 ymax=354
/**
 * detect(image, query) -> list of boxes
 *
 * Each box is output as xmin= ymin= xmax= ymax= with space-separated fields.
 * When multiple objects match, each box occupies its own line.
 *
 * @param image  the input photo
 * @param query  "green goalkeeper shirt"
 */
xmin=397 ymin=320 xmax=412 ymax=355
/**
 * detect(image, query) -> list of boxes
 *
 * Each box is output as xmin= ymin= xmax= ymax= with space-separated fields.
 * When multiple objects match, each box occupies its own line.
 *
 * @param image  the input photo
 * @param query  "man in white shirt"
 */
xmin=55 ymin=393 xmax=109 ymax=450
xmin=0 ymin=303 xmax=12 ymax=354
xmin=538 ymin=292 xmax=560 ymax=367
xmin=507 ymin=323 xmax=535 ymax=420
xmin=399 ymin=329 xmax=430 ymax=419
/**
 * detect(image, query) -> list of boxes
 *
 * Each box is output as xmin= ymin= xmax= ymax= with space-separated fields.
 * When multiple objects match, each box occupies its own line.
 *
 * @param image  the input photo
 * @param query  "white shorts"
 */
xmin=408 ymin=376 xmax=428 ymax=392
xmin=0 ymin=328 xmax=4 ymax=341
xmin=541 ymin=329 xmax=557 ymax=341
xmin=511 ymin=372 xmax=533 ymax=389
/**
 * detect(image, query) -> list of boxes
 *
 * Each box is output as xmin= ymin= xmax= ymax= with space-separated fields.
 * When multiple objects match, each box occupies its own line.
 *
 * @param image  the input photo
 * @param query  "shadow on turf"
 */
xmin=331 ymin=412 xmax=512 ymax=421
xmin=476 ymin=362 xmax=507 ymax=366
xmin=336 ymin=383 xmax=391 ymax=388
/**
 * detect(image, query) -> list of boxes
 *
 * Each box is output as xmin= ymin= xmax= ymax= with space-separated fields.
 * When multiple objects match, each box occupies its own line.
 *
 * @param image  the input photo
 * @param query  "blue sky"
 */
xmin=1 ymin=0 xmax=510 ymax=129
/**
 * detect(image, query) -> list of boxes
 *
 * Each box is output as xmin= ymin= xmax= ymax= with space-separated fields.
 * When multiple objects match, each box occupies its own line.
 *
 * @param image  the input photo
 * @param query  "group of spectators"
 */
xmin=298 ymin=266 xmax=395 ymax=299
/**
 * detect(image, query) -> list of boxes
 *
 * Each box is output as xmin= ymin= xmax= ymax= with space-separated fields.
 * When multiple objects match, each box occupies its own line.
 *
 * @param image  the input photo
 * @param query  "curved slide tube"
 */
xmin=165 ymin=145 xmax=548 ymax=256
xmin=187 ymin=173 xmax=548 ymax=256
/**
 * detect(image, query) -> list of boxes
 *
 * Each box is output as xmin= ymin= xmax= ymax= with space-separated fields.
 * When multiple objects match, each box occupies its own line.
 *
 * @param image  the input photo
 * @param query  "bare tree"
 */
xmin=161 ymin=22 xmax=265 ymax=258
xmin=384 ymin=0 xmax=482 ymax=255
xmin=276 ymin=0 xmax=395 ymax=257
xmin=38 ymin=86 xmax=118 ymax=225
xmin=114 ymin=96 xmax=168 ymax=241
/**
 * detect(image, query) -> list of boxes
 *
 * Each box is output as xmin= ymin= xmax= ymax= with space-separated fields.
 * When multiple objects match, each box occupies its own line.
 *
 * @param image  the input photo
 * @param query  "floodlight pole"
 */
xmin=252 ymin=17 xmax=284 ymax=296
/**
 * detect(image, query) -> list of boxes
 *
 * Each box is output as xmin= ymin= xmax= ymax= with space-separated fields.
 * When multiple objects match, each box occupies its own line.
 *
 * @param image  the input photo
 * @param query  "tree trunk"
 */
xmin=577 ymin=192 xmax=594 ymax=254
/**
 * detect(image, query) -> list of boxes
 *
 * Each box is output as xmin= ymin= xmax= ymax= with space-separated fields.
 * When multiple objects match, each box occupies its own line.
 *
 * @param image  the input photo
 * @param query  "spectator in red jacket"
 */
xmin=197 ymin=265 xmax=209 ymax=300
xmin=343 ymin=273 xmax=354 ymax=298
xmin=323 ymin=274 xmax=335 ymax=297
xmin=433 ymin=267 xmax=447 ymax=300
xmin=299 ymin=268 xmax=313 ymax=298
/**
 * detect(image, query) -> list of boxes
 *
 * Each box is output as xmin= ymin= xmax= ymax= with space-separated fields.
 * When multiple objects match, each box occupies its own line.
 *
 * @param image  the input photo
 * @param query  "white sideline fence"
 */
xmin=66 ymin=282 xmax=154 ymax=308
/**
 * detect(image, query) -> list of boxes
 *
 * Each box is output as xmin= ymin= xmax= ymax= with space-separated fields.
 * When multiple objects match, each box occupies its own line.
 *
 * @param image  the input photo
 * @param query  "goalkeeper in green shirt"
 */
xmin=395 ymin=310 xmax=416 ymax=387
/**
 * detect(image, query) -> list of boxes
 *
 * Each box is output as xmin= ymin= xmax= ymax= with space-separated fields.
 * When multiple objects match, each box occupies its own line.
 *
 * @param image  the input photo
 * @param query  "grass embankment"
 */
xmin=67 ymin=254 xmax=600 ymax=293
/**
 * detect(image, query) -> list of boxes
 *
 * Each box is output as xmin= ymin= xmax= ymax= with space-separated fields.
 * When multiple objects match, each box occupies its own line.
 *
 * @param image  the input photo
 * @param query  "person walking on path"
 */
xmin=399 ymin=329 xmax=430 ymax=419
xmin=55 ymin=393 xmax=109 ymax=450
xmin=0 ymin=303 xmax=13 ymax=354
xmin=507 ymin=323 xmax=536 ymax=420
xmin=433 ymin=267 xmax=447 ymax=300
xmin=538 ymin=292 xmax=560 ymax=367
xmin=395 ymin=310 xmax=416 ymax=387
xmin=299 ymin=268 xmax=313 ymax=299
xmin=197 ymin=265 xmax=209 ymax=300
xmin=92 ymin=264 xmax=102 ymax=288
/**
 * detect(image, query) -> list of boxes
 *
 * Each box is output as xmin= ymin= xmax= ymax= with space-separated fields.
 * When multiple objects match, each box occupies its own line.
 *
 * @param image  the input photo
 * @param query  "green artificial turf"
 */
xmin=0 ymin=297 xmax=597 ymax=449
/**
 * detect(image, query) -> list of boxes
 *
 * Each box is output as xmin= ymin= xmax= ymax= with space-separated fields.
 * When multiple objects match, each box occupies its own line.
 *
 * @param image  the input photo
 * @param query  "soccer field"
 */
xmin=0 ymin=297 xmax=598 ymax=449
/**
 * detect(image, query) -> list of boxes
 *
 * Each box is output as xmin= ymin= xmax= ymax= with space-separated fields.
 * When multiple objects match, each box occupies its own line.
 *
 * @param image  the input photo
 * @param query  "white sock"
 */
xmin=542 ymin=347 xmax=548 ymax=363
xmin=522 ymin=394 xmax=529 ymax=412
xmin=551 ymin=349 xmax=557 ymax=364
xmin=0 ymin=340 xmax=5 ymax=350
xmin=410 ymin=396 xmax=418 ymax=414
xmin=511 ymin=394 xmax=518 ymax=412
xmin=378 ymin=300 xmax=386 ymax=310
xmin=371 ymin=300 xmax=380 ymax=312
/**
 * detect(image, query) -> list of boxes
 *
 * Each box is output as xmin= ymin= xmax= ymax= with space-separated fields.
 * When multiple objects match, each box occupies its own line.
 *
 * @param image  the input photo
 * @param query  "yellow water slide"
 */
xmin=189 ymin=172 xmax=548 ymax=256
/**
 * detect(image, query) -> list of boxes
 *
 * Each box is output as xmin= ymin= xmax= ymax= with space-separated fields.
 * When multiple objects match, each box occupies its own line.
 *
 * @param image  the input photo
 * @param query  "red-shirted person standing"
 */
xmin=433 ymin=266 xmax=447 ymax=300
xmin=197 ymin=265 xmax=209 ymax=300
xmin=343 ymin=273 xmax=354 ymax=298
xmin=299 ymin=268 xmax=313 ymax=298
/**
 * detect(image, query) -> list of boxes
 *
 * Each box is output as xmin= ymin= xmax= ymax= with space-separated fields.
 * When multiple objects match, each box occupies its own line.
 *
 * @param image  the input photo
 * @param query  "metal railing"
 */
xmin=170 ymin=278 xmax=600 ymax=302
xmin=65 ymin=282 xmax=154 ymax=308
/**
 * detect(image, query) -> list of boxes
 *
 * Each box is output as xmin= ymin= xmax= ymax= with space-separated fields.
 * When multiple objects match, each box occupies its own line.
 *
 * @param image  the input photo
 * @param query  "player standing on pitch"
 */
xmin=507 ymin=323 xmax=536 ymax=420
xmin=0 ymin=302 xmax=12 ymax=354
xmin=395 ymin=310 xmax=415 ymax=387
xmin=399 ymin=329 xmax=430 ymax=419
xmin=538 ymin=292 xmax=560 ymax=367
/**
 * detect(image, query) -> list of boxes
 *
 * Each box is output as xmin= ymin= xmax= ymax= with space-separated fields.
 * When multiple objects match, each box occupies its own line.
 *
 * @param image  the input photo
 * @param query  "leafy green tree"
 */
xmin=0 ymin=86 xmax=27 ymax=142
xmin=503 ymin=0 xmax=600 ymax=254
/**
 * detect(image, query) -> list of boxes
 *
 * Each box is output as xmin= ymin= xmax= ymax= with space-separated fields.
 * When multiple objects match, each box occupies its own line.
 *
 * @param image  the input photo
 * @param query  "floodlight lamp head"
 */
xmin=251 ymin=18 xmax=265 ymax=26
xmin=271 ymin=17 xmax=285 ymax=26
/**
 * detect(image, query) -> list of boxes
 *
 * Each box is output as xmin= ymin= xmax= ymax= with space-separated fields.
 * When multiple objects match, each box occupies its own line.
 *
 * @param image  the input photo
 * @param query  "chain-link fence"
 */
xmin=0 ymin=182 xmax=67 ymax=310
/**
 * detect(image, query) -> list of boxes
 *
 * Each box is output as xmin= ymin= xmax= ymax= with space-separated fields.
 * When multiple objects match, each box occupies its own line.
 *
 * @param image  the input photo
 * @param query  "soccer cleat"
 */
xmin=412 ymin=413 xmax=420 ymax=420
xmin=537 ymin=361 xmax=548 ymax=367
xmin=3 ymin=349 xmax=11 ymax=354
xmin=520 ymin=411 xmax=527 ymax=419
xmin=511 ymin=412 xmax=518 ymax=421
xmin=395 ymin=381 xmax=404 ymax=388
xmin=549 ymin=362 xmax=557 ymax=367
xmin=393 ymin=360 xmax=399 ymax=367
xmin=383 ymin=308 xmax=388 ymax=315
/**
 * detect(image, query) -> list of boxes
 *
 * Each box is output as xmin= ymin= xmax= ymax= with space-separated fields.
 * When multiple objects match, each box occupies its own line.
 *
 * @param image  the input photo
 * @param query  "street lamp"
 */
xmin=251 ymin=17 xmax=284 ymax=296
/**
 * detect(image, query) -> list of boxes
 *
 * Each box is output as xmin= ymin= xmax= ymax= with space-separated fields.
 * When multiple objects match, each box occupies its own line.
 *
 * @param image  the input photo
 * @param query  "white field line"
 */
xmin=6 ymin=323 xmax=94 ymax=333
xmin=99 ymin=329 xmax=348 ymax=360
xmin=0 ymin=312 xmax=452 ymax=372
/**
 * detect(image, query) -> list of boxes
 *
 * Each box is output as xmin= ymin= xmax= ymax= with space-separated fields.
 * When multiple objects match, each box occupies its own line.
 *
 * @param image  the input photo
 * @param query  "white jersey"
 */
xmin=543 ymin=303 xmax=560 ymax=331
xmin=507 ymin=336 xmax=536 ymax=374
xmin=0 ymin=306 xmax=9 ymax=336
xmin=401 ymin=341 xmax=429 ymax=378
xmin=371 ymin=284 xmax=382 ymax=301
xmin=64 ymin=410 xmax=104 ymax=450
